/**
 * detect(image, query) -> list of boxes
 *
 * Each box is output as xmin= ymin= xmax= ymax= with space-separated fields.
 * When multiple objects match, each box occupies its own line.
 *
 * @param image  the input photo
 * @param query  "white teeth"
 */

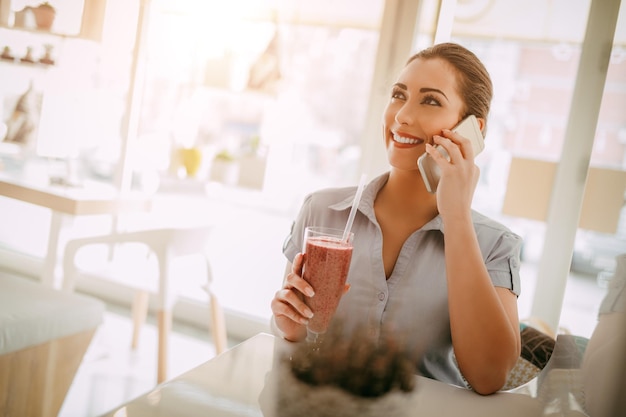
xmin=393 ymin=133 xmax=420 ymax=144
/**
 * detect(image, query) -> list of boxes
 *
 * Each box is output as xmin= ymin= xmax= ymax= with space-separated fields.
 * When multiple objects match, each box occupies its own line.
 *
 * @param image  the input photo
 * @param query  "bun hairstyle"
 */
xmin=407 ymin=43 xmax=493 ymax=138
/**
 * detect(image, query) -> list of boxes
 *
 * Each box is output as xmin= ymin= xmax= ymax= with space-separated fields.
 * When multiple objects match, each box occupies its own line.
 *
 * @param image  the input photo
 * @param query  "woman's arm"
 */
xmin=429 ymin=129 xmax=521 ymax=394
xmin=444 ymin=217 xmax=521 ymax=394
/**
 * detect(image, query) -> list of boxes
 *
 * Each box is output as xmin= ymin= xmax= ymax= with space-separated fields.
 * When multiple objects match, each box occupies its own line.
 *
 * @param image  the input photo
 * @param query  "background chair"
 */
xmin=0 ymin=273 xmax=104 ymax=417
xmin=62 ymin=225 xmax=227 ymax=383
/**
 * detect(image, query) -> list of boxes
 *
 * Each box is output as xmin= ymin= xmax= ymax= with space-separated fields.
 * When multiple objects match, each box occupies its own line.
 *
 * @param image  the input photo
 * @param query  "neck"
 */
xmin=377 ymin=169 xmax=438 ymax=217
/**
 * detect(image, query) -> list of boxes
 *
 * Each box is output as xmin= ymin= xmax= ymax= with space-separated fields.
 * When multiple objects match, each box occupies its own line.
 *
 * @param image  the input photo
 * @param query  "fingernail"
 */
xmin=305 ymin=288 xmax=315 ymax=297
xmin=300 ymin=317 xmax=310 ymax=325
xmin=305 ymin=309 xmax=314 ymax=319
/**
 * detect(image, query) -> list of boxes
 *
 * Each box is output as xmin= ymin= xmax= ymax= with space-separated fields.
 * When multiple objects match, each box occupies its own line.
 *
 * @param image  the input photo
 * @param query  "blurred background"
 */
xmin=0 ymin=0 xmax=625 ymax=349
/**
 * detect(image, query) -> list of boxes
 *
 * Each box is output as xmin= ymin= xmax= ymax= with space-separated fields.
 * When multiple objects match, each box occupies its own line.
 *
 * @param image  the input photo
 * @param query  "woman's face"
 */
xmin=383 ymin=57 xmax=466 ymax=172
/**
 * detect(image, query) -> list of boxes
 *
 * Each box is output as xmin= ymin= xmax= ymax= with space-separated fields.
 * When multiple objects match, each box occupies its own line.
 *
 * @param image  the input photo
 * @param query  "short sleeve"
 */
xmin=282 ymin=194 xmax=314 ymax=262
xmin=484 ymin=232 xmax=523 ymax=297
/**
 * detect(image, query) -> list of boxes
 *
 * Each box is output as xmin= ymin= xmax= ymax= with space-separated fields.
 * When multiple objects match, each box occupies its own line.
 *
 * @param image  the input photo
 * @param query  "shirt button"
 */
xmin=378 ymin=292 xmax=385 ymax=301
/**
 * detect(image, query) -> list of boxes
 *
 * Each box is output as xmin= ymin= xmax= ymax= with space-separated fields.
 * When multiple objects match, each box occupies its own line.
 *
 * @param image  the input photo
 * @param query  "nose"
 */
xmin=394 ymin=102 xmax=415 ymax=125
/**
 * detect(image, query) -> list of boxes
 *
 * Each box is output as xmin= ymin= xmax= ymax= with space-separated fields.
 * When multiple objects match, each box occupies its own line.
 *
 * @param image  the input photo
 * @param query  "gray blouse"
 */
xmin=282 ymin=173 xmax=523 ymax=387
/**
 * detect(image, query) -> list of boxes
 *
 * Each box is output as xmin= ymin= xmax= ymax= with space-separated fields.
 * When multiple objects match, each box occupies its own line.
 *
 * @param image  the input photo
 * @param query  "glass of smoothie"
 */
xmin=302 ymin=226 xmax=354 ymax=343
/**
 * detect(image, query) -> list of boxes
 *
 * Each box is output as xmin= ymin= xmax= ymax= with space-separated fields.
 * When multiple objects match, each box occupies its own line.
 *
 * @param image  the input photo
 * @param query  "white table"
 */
xmin=99 ymin=333 xmax=546 ymax=417
xmin=0 ymin=176 xmax=151 ymax=287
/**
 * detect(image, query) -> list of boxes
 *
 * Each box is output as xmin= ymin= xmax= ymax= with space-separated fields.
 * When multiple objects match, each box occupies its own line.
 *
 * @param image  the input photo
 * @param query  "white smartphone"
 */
xmin=417 ymin=114 xmax=485 ymax=194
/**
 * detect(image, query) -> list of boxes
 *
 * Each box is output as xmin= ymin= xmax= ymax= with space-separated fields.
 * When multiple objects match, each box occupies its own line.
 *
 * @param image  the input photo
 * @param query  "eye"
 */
xmin=421 ymin=94 xmax=442 ymax=106
xmin=391 ymin=87 xmax=406 ymax=101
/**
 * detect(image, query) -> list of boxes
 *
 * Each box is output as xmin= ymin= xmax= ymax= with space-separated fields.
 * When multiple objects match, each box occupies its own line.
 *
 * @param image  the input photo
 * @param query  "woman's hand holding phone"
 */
xmin=417 ymin=114 xmax=484 ymax=193
xmin=419 ymin=115 xmax=484 ymax=218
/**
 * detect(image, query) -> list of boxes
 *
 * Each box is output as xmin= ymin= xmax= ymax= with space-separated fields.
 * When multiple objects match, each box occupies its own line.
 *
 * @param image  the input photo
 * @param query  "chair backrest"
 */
xmin=165 ymin=225 xmax=214 ymax=257
xmin=62 ymin=224 xmax=214 ymax=291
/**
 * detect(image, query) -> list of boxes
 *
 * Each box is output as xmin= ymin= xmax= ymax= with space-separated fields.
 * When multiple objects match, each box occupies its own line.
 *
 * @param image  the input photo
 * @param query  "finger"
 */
xmin=436 ymin=133 xmax=466 ymax=162
xmin=426 ymin=139 xmax=451 ymax=163
xmin=272 ymin=290 xmax=314 ymax=324
xmin=284 ymin=271 xmax=315 ymax=297
xmin=442 ymin=128 xmax=474 ymax=159
xmin=292 ymin=252 xmax=305 ymax=275
xmin=272 ymin=301 xmax=310 ymax=325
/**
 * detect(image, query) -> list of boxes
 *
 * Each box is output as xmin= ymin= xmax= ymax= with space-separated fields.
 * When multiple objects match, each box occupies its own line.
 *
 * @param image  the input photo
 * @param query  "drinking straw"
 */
xmin=342 ymin=173 xmax=367 ymax=242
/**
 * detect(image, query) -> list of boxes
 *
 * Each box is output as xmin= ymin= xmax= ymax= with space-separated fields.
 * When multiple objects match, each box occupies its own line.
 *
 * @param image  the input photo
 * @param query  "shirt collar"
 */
xmin=328 ymin=172 xmax=444 ymax=232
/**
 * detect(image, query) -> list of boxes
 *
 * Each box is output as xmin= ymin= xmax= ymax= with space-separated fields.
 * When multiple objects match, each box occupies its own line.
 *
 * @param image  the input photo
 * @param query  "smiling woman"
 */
xmin=271 ymin=42 xmax=522 ymax=395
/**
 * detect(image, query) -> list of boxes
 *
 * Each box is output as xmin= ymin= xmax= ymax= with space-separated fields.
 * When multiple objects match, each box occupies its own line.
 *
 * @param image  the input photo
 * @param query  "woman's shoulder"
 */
xmin=301 ymin=185 xmax=356 ymax=208
xmin=471 ymin=210 xmax=522 ymax=240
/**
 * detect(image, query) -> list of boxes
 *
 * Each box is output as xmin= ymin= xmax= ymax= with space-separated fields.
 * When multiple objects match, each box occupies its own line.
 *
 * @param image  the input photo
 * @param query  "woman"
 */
xmin=270 ymin=42 xmax=522 ymax=395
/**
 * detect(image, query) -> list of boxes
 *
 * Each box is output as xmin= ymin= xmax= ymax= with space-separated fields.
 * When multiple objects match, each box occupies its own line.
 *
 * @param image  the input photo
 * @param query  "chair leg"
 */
xmin=157 ymin=309 xmax=172 ymax=384
xmin=131 ymin=291 xmax=149 ymax=350
xmin=209 ymin=292 xmax=227 ymax=355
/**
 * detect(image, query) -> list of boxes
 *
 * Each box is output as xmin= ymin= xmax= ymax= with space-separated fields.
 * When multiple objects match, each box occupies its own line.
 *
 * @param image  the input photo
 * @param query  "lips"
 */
xmin=392 ymin=132 xmax=424 ymax=145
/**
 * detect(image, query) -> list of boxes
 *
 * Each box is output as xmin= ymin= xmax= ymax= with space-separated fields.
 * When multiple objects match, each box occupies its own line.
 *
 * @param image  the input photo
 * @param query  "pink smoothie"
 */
xmin=303 ymin=236 xmax=353 ymax=333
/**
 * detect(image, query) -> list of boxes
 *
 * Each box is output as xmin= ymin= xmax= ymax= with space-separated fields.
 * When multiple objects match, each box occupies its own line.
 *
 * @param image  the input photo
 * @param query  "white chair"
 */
xmin=62 ymin=225 xmax=227 ymax=383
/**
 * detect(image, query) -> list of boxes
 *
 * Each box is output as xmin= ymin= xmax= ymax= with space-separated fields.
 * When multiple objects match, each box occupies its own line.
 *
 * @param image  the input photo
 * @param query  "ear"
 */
xmin=476 ymin=117 xmax=486 ymax=132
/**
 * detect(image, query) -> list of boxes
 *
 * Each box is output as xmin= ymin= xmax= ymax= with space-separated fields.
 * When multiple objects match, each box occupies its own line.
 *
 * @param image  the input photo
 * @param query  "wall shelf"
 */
xmin=0 ymin=0 xmax=106 ymax=42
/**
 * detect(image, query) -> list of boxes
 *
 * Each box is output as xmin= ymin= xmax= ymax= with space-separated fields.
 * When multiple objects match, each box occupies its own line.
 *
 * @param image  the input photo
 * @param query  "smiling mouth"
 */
xmin=393 ymin=132 xmax=424 ymax=145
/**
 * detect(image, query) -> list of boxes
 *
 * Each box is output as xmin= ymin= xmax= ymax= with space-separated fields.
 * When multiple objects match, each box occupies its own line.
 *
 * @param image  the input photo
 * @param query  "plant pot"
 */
xmin=32 ymin=4 xmax=56 ymax=31
xmin=261 ymin=364 xmax=414 ymax=417
xmin=237 ymin=154 xmax=266 ymax=189
xmin=179 ymin=147 xmax=203 ymax=177
xmin=210 ymin=159 xmax=239 ymax=185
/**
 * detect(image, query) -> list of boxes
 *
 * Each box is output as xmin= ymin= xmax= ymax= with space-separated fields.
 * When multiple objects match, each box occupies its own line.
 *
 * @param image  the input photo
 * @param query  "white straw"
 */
xmin=342 ymin=173 xmax=367 ymax=242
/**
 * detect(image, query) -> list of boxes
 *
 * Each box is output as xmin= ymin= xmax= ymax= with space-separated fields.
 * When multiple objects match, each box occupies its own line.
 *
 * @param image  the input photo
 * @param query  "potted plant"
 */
xmin=178 ymin=147 xmax=203 ymax=178
xmin=32 ymin=2 xmax=56 ymax=31
xmin=210 ymin=149 xmax=239 ymax=185
xmin=238 ymin=135 xmax=267 ymax=189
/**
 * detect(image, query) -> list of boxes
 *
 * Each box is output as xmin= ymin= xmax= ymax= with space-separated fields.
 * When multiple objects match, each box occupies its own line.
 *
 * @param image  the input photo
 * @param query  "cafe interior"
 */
xmin=0 ymin=0 xmax=625 ymax=416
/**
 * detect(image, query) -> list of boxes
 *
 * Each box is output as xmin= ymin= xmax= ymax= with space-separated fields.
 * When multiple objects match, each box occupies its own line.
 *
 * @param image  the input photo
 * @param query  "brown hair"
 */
xmin=407 ymin=42 xmax=493 ymax=137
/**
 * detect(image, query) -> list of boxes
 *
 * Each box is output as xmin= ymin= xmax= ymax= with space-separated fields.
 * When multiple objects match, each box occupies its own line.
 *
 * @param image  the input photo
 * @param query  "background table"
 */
xmin=99 ymin=333 xmax=545 ymax=417
xmin=0 ymin=176 xmax=151 ymax=287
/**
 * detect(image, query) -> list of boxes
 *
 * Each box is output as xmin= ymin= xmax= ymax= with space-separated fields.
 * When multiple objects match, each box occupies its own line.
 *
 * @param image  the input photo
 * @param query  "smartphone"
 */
xmin=417 ymin=114 xmax=485 ymax=193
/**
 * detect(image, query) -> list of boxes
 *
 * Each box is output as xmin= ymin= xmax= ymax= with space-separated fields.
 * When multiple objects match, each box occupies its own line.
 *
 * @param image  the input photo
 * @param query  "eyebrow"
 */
xmin=420 ymin=87 xmax=449 ymax=101
xmin=393 ymin=83 xmax=449 ymax=102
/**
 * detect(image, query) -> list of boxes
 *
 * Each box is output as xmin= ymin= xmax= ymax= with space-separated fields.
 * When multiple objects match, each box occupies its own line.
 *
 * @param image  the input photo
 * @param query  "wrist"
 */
xmin=441 ymin=211 xmax=473 ymax=229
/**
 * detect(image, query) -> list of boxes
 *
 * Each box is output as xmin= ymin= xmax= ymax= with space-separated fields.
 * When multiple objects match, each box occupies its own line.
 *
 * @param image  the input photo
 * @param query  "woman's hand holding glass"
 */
xmin=271 ymin=250 xmax=352 ymax=342
xmin=271 ymin=253 xmax=315 ymax=341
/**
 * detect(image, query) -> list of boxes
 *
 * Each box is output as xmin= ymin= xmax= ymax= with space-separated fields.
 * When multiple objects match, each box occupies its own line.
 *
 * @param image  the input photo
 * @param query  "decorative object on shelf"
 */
xmin=0 ymin=0 xmax=10 ymax=26
xmin=19 ymin=46 xmax=35 ymax=63
xmin=32 ymin=2 xmax=56 ymax=31
xmin=13 ymin=7 xmax=32 ymax=29
xmin=1 ymin=46 xmax=14 ymax=61
xmin=39 ymin=44 xmax=55 ymax=65
xmin=3 ymin=82 xmax=42 ymax=149
xmin=0 ymin=44 xmax=56 ymax=66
